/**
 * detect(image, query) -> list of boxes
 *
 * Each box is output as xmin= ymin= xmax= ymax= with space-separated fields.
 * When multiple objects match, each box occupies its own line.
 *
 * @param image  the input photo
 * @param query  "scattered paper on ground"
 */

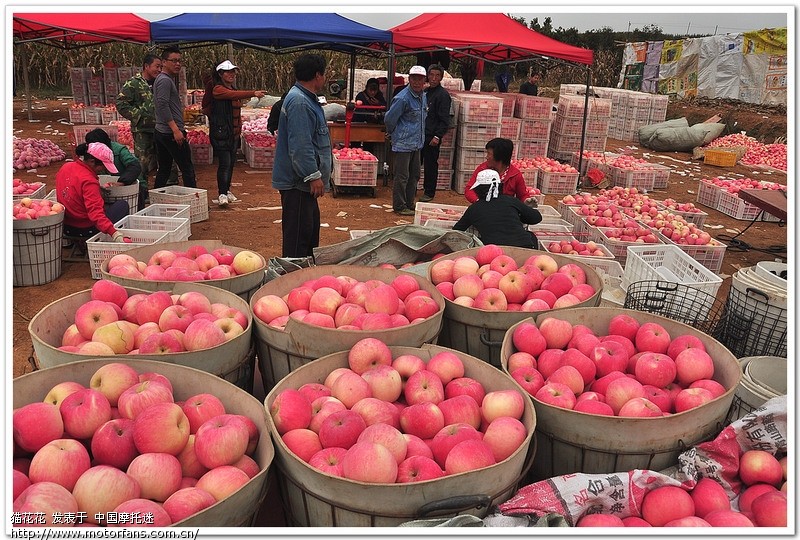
xmin=336 ymin=211 xmax=347 ymax=217
xmin=725 ymin=228 xmax=741 ymax=234
xmin=369 ymin=204 xmax=383 ymax=209
xmin=382 ymin=204 xmax=392 ymax=209
xmin=272 ymin=219 xmax=281 ymax=224
xmin=394 ymin=220 xmax=410 ymax=224
xmin=320 ymin=223 xmax=329 ymax=227
xmin=335 ymin=227 xmax=348 ymax=232
xmin=704 ymin=224 xmax=724 ymax=229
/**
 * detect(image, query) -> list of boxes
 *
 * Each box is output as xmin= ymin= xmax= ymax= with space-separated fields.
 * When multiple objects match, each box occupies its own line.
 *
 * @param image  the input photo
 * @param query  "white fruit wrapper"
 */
xmin=497 ymin=395 xmax=787 ymax=525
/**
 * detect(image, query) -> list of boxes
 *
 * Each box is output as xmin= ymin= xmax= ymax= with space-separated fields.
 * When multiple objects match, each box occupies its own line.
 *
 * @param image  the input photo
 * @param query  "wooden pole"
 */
xmin=20 ymin=42 xmax=33 ymax=122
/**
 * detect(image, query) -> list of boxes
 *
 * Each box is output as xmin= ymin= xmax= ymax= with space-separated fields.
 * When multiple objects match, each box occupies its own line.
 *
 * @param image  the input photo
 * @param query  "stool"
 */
xmin=62 ymin=235 xmax=89 ymax=262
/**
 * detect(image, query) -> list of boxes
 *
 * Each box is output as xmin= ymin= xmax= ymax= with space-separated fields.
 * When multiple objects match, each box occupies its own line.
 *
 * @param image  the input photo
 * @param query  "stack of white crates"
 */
xmin=451 ymin=93 xmax=504 ymax=194
xmin=514 ymin=95 xmax=554 ymax=160
xmin=548 ymin=94 xmax=612 ymax=161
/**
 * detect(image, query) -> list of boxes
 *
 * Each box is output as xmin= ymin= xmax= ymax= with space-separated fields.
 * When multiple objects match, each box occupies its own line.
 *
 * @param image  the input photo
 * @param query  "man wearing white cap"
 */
xmin=55 ymin=142 xmax=129 ymax=242
xmin=452 ymin=169 xmax=542 ymax=248
xmin=384 ymin=65 xmax=428 ymax=216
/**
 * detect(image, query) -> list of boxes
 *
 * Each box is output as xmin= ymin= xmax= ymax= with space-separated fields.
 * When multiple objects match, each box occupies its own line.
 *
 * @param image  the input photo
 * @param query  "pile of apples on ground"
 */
xmin=13 ymin=363 xmax=263 ymax=526
xmin=271 ymin=337 xmax=529 ymax=484
xmin=58 ymin=279 xmax=249 ymax=356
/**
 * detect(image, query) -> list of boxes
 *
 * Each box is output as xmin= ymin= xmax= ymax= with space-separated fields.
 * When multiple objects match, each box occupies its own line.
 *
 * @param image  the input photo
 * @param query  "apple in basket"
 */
xmin=508 ymin=314 xmax=723 ymax=417
xmin=271 ymin=337 xmax=528 ymax=483
xmin=253 ymin=274 xmax=441 ymax=330
xmin=13 ymin=364 xmax=263 ymax=526
xmin=58 ymin=281 xmax=248 ymax=355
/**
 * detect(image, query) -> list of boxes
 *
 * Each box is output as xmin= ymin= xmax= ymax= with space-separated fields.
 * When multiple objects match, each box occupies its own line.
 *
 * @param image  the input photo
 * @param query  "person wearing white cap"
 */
xmin=55 ymin=142 xmax=130 ymax=243
xmin=452 ymin=169 xmax=542 ymax=248
xmin=203 ymin=60 xmax=266 ymax=206
xmin=384 ymin=65 xmax=428 ymax=216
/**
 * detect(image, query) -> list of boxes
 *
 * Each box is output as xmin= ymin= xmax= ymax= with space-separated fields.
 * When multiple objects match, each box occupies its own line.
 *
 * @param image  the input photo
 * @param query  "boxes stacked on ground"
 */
xmin=451 ymin=93 xmax=503 ymax=194
xmin=70 ymin=67 xmax=93 ymax=106
xmin=548 ymin=94 xmax=610 ymax=161
xmin=73 ymin=125 xmax=119 ymax=145
xmin=83 ymin=107 xmax=103 ymax=124
xmin=513 ymin=95 xmax=553 ymax=159
xmin=242 ymin=132 xmax=276 ymax=169
xmin=417 ymin=146 xmax=454 ymax=190
xmin=86 ymin=76 xmax=105 ymax=106
xmin=190 ymin=143 xmax=214 ymax=165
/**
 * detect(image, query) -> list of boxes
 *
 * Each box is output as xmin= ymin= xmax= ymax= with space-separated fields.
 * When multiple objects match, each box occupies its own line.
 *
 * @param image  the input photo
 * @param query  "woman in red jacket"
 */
xmin=464 ymin=138 xmax=528 ymax=203
xmin=203 ymin=60 xmax=265 ymax=207
xmin=56 ymin=142 xmax=129 ymax=241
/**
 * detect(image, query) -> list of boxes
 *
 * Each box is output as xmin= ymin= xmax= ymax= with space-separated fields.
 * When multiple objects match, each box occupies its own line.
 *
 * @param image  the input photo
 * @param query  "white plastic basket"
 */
xmin=133 ymin=203 xmax=191 ymax=222
xmin=148 ymin=186 xmax=209 ymax=223
xmin=114 ymin=215 xmax=190 ymax=243
xmin=86 ymin=229 xmax=170 ymax=279
xmin=622 ymin=244 xmax=722 ymax=299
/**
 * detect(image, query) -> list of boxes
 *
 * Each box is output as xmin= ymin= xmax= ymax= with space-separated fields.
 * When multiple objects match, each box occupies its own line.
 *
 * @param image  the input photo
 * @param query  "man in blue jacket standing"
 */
xmin=272 ymin=54 xmax=331 ymax=257
xmin=384 ymin=65 xmax=427 ymax=216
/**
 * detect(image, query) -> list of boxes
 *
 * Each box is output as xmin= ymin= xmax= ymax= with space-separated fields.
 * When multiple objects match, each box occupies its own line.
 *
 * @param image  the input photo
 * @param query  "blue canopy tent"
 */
xmin=150 ymin=13 xmax=393 ymax=99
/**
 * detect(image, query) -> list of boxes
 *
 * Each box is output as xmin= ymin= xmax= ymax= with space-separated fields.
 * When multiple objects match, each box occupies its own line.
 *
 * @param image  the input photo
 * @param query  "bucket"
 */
xmin=716 ymin=285 xmax=787 ymax=358
xmin=99 ymin=240 xmax=267 ymax=302
xmin=13 ymin=210 xmax=64 ymax=287
xmin=500 ymin=307 xmax=742 ymax=479
xmin=250 ymin=265 xmax=445 ymax=394
xmin=13 ymin=358 xmax=273 ymax=527
xmin=264 ymin=344 xmax=536 ymax=527
xmin=27 ymin=282 xmax=254 ymax=389
xmin=726 ymin=356 xmax=786 ymax=423
xmin=99 ymin=176 xmax=138 ymax=213
xmin=429 ymin=247 xmax=604 ymax=368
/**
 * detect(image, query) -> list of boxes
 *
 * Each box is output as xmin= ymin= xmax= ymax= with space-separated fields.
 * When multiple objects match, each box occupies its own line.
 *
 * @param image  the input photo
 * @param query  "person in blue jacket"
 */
xmin=271 ymin=53 xmax=331 ymax=258
xmin=384 ymin=65 xmax=427 ymax=216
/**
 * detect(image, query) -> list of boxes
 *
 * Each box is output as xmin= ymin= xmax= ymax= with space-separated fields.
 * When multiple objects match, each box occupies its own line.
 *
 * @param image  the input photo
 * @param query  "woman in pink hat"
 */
xmin=55 ymin=142 xmax=129 ymax=242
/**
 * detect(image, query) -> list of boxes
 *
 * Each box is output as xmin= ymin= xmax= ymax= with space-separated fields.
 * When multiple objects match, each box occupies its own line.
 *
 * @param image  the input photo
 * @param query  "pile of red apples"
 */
xmin=252 ymin=273 xmax=440 ymax=331
xmin=703 ymin=176 xmax=786 ymax=194
xmin=186 ymin=130 xmax=210 ymax=145
xmin=243 ymin=132 xmax=276 ymax=148
xmin=105 ymin=246 xmax=263 ymax=282
xmin=58 ymin=279 xmax=249 ymax=356
xmin=13 ymin=198 xmax=64 ymax=221
xmin=12 ymin=179 xmax=44 ymax=196
xmin=13 ymin=363 xmax=262 ymax=527
xmin=577 ymin=450 xmax=787 ymax=527
xmin=430 ymin=245 xmax=596 ymax=312
xmin=270 ymin=338 xmax=528 ymax=483
xmin=507 ymin=313 xmax=726 ymax=417
xmin=332 ymin=148 xmax=377 ymax=161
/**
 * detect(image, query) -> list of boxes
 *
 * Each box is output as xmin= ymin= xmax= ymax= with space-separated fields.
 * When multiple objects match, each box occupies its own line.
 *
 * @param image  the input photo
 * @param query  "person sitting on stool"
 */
xmin=85 ymin=128 xmax=144 ymax=210
xmin=56 ymin=142 xmax=129 ymax=243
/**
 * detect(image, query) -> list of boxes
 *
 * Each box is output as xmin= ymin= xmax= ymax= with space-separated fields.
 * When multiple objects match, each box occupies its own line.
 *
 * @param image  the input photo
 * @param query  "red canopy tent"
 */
xmin=13 ymin=13 xmax=151 ymax=47
xmin=13 ymin=13 xmax=152 ymax=121
xmin=388 ymin=13 xmax=593 ymax=66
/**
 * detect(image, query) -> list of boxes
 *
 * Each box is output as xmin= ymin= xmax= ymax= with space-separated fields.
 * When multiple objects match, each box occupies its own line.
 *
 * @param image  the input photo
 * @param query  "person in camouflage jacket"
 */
xmin=116 ymin=53 xmax=177 ymax=208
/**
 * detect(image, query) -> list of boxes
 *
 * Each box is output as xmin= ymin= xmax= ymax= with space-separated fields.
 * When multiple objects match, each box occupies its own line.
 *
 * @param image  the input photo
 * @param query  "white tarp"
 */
xmin=619 ymin=27 xmax=786 ymax=105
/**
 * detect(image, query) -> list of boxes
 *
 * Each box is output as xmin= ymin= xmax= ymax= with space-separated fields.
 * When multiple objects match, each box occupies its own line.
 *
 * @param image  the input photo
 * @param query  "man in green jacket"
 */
xmin=116 ymin=53 xmax=177 ymax=206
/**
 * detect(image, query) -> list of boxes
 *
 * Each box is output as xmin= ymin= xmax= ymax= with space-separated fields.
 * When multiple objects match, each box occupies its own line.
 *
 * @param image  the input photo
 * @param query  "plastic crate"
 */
xmin=423 ymin=218 xmax=458 ymax=229
xmin=608 ymin=167 xmax=656 ymax=191
xmin=245 ymin=145 xmax=276 ymax=169
xmin=716 ymin=190 xmax=759 ymax=221
xmin=538 ymin=233 xmax=615 ymax=259
xmin=651 ymin=164 xmax=671 ymax=190
xmin=553 ymin=116 xmax=609 ymax=137
xmin=518 ymin=168 xmax=538 ymax=188
xmin=655 ymin=201 xmax=707 ymax=227
xmin=148 ymin=186 xmax=209 ymax=223
xmin=455 ymin=95 xmax=504 ymax=123
xmin=704 ymin=148 xmax=738 ymax=167
xmin=517 ymin=140 xmax=548 ymax=159
xmin=44 ymin=189 xmax=57 ymax=202
xmin=115 ymin=215 xmax=190 ymax=243
xmin=332 ymin=155 xmax=378 ymax=187
xmin=190 ymin=143 xmax=214 ymax=165
xmin=538 ymin=170 xmax=580 ymax=195
xmin=83 ymin=107 xmax=103 ymax=124
xmin=436 ymin=147 xmax=454 ymax=169
xmin=133 ymin=203 xmax=191 ymax=222
xmin=349 ymin=230 xmax=374 ymax=240
xmin=671 ymin=240 xmax=727 ymax=274
xmin=499 ymin=118 xmax=522 ymax=140
xmin=454 ymin=148 xmax=486 ymax=172
xmin=417 ymin=169 xmax=453 ymax=191
xmin=439 ymin=129 xmax=456 ymax=149
xmin=514 ymin=96 xmax=553 ymax=119
xmin=453 ymin=170 xmax=470 ymax=194
xmin=68 ymin=108 xmax=85 ymax=124
xmin=519 ymin=119 xmax=552 ymax=140
xmin=591 ymin=226 xmax=663 ymax=264
xmin=13 ymin=183 xmax=46 ymax=201
xmin=101 ymin=108 xmax=118 ymax=124
xmin=86 ymin=229 xmax=170 ymax=279
xmin=622 ymin=244 xmax=722 ymax=297
xmin=696 ymin=179 xmax=722 ymax=209
xmin=456 ymin=122 xmax=501 ymax=148
xmin=73 ymin=125 xmax=119 ymax=145
xmin=414 ymin=202 xmax=467 ymax=226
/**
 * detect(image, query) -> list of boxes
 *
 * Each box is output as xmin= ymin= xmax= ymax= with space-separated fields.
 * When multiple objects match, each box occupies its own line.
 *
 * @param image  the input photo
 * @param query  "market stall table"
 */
xmin=738 ymin=189 xmax=787 ymax=221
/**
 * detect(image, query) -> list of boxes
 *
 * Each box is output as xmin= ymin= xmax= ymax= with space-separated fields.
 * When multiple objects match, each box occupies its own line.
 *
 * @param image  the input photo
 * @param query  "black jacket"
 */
xmin=453 ymin=194 xmax=542 ymax=248
xmin=424 ymin=84 xmax=452 ymax=139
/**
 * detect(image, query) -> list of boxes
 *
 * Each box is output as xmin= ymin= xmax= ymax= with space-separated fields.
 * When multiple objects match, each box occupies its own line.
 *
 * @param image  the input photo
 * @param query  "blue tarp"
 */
xmin=150 ymin=13 xmax=391 ymax=53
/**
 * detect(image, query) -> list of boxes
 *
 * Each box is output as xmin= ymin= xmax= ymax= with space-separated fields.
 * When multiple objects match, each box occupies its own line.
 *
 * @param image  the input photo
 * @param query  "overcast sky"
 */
xmin=138 ymin=5 xmax=789 ymax=36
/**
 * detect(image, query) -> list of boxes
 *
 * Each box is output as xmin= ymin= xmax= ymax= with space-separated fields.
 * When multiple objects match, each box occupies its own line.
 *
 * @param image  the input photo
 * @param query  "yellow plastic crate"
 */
xmin=704 ymin=148 xmax=738 ymax=167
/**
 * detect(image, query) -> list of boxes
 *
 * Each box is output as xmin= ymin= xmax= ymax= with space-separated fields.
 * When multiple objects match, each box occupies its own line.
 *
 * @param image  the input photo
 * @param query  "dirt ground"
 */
xmin=11 ymin=97 xmax=788 ymax=378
